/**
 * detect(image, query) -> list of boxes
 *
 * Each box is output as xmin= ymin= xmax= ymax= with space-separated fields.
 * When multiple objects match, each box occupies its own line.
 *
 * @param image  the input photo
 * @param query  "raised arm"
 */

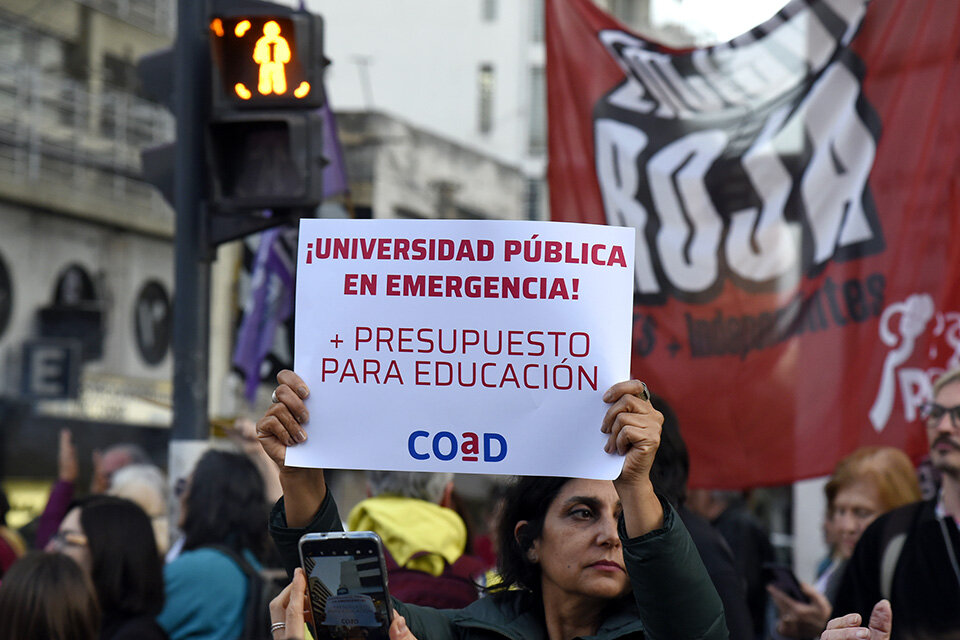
xmin=602 ymin=380 xmax=727 ymax=640
xmin=257 ymin=370 xmax=325 ymax=527
xmin=601 ymin=380 xmax=663 ymax=535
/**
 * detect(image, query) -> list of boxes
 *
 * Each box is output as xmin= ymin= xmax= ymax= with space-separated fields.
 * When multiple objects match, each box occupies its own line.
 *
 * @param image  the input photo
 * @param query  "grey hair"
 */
xmin=108 ymin=464 xmax=170 ymax=554
xmin=107 ymin=464 xmax=167 ymax=517
xmin=103 ymin=443 xmax=151 ymax=466
xmin=365 ymin=471 xmax=453 ymax=504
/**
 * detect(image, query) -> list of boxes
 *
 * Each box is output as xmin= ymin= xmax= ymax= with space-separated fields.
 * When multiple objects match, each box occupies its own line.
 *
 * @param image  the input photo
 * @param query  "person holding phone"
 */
xmin=258 ymin=370 xmax=727 ymax=640
xmin=769 ymin=447 xmax=920 ymax=639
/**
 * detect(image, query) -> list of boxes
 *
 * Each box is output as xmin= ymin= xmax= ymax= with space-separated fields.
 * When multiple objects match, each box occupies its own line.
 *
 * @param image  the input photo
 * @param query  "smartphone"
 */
xmin=299 ymin=532 xmax=393 ymax=640
xmin=762 ymin=562 xmax=810 ymax=603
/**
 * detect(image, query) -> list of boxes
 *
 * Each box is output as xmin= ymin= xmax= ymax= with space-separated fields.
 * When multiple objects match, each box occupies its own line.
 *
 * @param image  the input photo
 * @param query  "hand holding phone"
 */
xmin=299 ymin=532 xmax=393 ymax=640
xmin=762 ymin=562 xmax=810 ymax=604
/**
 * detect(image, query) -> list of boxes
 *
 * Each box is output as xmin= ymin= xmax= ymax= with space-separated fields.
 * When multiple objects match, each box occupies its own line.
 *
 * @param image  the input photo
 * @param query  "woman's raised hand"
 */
xmin=256 ymin=370 xmax=311 ymax=469
xmin=257 ymin=370 xmax=326 ymax=526
xmin=601 ymin=380 xmax=662 ymax=486
xmin=601 ymin=380 xmax=664 ymax=536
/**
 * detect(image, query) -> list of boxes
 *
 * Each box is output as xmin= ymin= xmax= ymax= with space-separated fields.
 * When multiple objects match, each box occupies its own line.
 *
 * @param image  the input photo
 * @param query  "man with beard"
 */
xmin=832 ymin=368 xmax=960 ymax=640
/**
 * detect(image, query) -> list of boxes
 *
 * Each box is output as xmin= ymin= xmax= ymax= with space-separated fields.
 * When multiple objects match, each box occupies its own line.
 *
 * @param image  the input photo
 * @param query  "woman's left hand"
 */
xmin=602 ymin=380 xmax=662 ymax=486
xmin=269 ymin=568 xmax=310 ymax=640
xmin=602 ymin=380 xmax=664 ymax=536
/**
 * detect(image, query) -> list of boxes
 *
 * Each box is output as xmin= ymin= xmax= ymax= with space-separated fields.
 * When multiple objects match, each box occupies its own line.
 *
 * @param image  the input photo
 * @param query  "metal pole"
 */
xmin=169 ymin=0 xmax=210 ymax=496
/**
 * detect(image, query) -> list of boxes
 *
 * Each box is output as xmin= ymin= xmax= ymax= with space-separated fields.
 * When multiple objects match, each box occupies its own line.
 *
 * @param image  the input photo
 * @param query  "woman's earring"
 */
xmin=527 ymin=549 xmax=539 ymax=563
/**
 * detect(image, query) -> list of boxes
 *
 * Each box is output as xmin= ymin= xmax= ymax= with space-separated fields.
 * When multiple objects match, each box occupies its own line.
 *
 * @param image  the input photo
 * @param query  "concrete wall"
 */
xmin=0 ymin=202 xmax=173 ymax=383
xmin=345 ymin=112 xmax=526 ymax=221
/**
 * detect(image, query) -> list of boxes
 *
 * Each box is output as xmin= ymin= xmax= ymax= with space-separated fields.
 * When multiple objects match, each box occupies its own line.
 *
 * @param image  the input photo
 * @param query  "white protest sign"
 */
xmin=289 ymin=219 xmax=635 ymax=479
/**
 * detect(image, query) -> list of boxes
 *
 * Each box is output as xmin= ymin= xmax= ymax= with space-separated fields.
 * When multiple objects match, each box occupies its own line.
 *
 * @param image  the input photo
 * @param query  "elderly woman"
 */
xmin=770 ymin=447 xmax=920 ymax=639
xmin=257 ymin=370 xmax=727 ymax=640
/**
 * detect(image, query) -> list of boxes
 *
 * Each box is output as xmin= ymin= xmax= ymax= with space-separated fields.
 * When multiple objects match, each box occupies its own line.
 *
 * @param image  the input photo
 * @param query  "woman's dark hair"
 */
xmin=0 ymin=551 xmax=100 ymax=640
xmin=182 ymin=449 xmax=267 ymax=557
xmin=648 ymin=393 xmax=689 ymax=508
xmin=74 ymin=495 xmax=164 ymax=618
xmin=493 ymin=476 xmax=571 ymax=596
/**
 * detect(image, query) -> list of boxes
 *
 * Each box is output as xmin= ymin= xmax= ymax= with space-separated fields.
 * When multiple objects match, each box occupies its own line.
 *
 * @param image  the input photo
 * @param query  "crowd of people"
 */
xmin=1 ymin=365 xmax=959 ymax=640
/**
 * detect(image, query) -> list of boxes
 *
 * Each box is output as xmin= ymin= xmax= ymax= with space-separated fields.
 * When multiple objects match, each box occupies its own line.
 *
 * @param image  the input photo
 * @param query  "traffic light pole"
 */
xmin=169 ymin=0 xmax=212 ymax=491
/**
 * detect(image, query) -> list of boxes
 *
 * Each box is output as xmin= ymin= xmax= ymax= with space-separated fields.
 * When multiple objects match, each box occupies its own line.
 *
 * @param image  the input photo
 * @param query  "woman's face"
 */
xmin=832 ymin=479 xmax=883 ymax=559
xmin=528 ymin=479 xmax=629 ymax=604
xmin=47 ymin=507 xmax=92 ymax=573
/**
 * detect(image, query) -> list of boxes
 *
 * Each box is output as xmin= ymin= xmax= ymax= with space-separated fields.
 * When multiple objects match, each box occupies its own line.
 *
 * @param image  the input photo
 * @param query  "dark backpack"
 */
xmin=384 ymin=549 xmax=486 ymax=609
xmin=207 ymin=545 xmax=284 ymax=640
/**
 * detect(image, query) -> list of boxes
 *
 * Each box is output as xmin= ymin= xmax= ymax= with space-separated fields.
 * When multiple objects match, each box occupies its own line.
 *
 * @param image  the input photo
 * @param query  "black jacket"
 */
xmin=679 ymin=506 xmax=753 ymax=640
xmin=833 ymin=499 xmax=960 ymax=640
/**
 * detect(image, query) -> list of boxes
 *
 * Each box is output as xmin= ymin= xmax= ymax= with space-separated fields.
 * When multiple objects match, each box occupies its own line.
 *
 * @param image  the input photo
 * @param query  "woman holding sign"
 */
xmin=257 ymin=370 xmax=726 ymax=640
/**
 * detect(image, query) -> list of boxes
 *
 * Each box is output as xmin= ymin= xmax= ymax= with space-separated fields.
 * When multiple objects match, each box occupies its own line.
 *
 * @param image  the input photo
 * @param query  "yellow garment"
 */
xmin=347 ymin=496 xmax=466 ymax=577
xmin=0 ymin=526 xmax=26 ymax=556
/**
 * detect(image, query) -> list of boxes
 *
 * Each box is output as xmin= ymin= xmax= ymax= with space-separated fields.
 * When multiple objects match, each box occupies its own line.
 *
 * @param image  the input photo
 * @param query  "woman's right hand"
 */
xmin=256 ymin=370 xmax=311 ymax=470
xmin=257 ymin=370 xmax=326 ymax=527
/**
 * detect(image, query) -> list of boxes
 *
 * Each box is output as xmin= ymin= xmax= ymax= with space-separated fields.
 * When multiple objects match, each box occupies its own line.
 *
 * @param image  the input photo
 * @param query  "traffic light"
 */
xmin=207 ymin=6 xmax=327 ymax=212
xmin=136 ymin=0 xmax=328 ymax=249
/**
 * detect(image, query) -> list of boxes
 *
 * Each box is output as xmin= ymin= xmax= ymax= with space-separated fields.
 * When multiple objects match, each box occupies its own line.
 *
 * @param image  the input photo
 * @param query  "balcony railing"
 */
xmin=76 ymin=0 xmax=175 ymax=37
xmin=0 ymin=62 xmax=175 ymax=233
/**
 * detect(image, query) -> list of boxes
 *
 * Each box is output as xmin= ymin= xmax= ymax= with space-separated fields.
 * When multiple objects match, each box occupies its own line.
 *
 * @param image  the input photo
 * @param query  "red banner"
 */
xmin=547 ymin=0 xmax=960 ymax=488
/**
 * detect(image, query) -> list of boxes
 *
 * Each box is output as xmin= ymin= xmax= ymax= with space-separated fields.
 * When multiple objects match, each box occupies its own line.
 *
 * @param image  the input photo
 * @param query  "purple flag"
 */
xmin=322 ymin=98 xmax=348 ymax=198
xmin=232 ymin=90 xmax=348 ymax=402
xmin=232 ymin=227 xmax=296 ymax=404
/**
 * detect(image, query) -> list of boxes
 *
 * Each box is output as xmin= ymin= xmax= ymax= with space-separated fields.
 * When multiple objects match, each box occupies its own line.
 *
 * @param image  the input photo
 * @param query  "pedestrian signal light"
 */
xmin=209 ymin=12 xmax=324 ymax=110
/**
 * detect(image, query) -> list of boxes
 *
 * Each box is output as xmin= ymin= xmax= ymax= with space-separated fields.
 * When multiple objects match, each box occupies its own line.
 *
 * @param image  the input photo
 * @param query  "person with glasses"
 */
xmin=46 ymin=496 xmax=168 ymax=640
xmin=832 ymin=367 xmax=960 ymax=640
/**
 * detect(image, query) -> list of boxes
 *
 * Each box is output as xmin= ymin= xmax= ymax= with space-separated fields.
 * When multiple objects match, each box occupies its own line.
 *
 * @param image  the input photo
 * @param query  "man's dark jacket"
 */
xmin=833 ymin=499 xmax=960 ymax=640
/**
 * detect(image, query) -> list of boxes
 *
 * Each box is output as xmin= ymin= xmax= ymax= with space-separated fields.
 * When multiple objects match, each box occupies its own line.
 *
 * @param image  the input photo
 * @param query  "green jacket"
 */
xmin=269 ymin=492 xmax=728 ymax=640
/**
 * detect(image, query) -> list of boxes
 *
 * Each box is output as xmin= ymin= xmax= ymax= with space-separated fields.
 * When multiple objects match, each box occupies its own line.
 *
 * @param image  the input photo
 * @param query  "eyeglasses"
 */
xmin=920 ymin=403 xmax=960 ymax=430
xmin=50 ymin=530 xmax=88 ymax=549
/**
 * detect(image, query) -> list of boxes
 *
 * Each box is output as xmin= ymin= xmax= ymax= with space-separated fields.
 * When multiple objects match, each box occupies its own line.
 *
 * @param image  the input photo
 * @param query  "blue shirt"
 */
xmin=158 ymin=547 xmax=259 ymax=640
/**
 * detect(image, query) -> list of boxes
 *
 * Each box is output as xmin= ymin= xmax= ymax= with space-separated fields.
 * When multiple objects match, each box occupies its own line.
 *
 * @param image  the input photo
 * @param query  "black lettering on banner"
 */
xmin=592 ymin=0 xmax=885 ymax=305
xmin=681 ymin=273 xmax=886 ymax=359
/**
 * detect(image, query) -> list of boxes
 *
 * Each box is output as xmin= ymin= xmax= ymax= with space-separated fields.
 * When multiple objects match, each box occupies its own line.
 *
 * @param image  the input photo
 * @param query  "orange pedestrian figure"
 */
xmin=253 ymin=20 xmax=291 ymax=95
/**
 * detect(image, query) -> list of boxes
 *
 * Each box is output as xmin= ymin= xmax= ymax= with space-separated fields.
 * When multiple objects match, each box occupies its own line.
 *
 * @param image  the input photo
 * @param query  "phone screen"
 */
xmin=301 ymin=535 xmax=392 ymax=640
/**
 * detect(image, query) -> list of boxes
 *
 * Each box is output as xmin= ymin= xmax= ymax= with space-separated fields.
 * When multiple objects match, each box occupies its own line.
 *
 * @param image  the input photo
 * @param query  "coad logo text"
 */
xmin=407 ymin=430 xmax=507 ymax=463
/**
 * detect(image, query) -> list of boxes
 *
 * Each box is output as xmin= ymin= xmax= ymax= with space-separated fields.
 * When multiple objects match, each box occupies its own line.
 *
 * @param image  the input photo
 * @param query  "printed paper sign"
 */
xmin=288 ymin=219 xmax=636 ymax=479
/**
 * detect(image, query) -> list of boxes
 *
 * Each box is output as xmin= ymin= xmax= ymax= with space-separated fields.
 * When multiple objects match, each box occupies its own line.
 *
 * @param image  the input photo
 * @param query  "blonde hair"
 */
xmin=934 ymin=368 xmax=960 ymax=397
xmin=825 ymin=446 xmax=921 ymax=513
